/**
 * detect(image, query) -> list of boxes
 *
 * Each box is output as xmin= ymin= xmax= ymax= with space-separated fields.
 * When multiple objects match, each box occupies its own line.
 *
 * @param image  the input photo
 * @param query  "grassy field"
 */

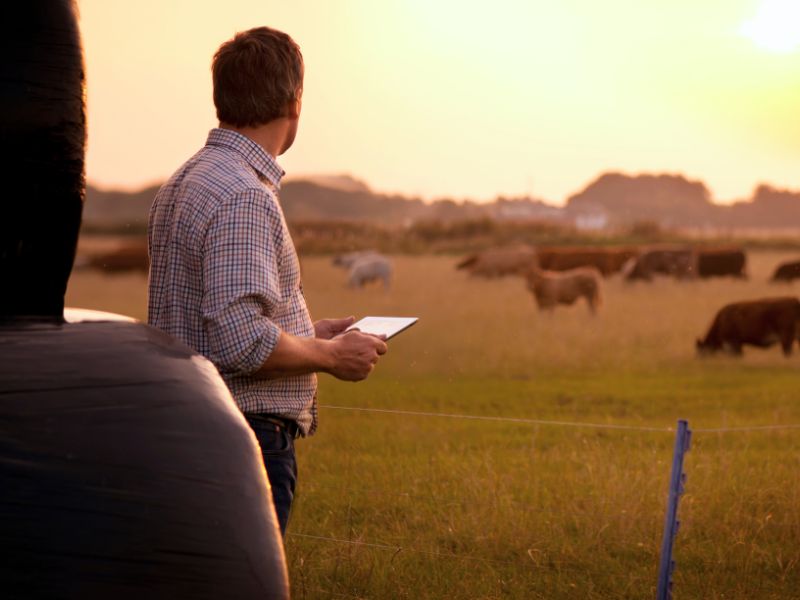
xmin=66 ymin=248 xmax=800 ymax=599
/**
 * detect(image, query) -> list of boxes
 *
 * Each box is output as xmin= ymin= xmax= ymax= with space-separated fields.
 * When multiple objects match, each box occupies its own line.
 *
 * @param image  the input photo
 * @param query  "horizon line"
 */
xmin=85 ymin=170 xmax=798 ymax=208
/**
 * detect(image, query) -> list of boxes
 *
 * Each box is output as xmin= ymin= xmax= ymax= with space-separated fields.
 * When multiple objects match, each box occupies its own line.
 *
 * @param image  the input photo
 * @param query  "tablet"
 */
xmin=345 ymin=316 xmax=418 ymax=340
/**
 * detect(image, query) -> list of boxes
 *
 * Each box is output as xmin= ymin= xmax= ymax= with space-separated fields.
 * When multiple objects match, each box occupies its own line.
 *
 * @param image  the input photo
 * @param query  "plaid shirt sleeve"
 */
xmin=200 ymin=188 xmax=285 ymax=375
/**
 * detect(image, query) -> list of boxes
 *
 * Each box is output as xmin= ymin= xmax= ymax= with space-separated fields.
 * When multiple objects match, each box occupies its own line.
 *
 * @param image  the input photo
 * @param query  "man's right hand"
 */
xmin=326 ymin=330 xmax=388 ymax=381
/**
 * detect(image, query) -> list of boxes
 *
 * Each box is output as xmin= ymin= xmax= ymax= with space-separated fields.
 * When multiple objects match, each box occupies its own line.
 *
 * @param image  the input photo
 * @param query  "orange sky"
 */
xmin=78 ymin=0 xmax=800 ymax=204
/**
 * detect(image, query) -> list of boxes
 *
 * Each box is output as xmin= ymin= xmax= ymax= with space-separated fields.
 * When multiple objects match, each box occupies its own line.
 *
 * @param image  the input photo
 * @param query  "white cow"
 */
xmin=332 ymin=250 xmax=380 ymax=269
xmin=347 ymin=253 xmax=393 ymax=290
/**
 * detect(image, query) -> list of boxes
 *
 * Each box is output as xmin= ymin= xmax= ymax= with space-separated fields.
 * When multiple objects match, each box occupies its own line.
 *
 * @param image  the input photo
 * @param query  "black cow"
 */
xmin=624 ymin=247 xmax=696 ymax=281
xmin=696 ymin=248 xmax=746 ymax=278
xmin=770 ymin=260 xmax=800 ymax=283
xmin=696 ymin=297 xmax=800 ymax=356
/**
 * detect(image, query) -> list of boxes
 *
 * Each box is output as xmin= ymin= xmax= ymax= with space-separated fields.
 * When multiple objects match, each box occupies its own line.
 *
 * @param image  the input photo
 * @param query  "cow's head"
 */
xmin=521 ymin=256 xmax=543 ymax=279
xmin=695 ymin=338 xmax=716 ymax=356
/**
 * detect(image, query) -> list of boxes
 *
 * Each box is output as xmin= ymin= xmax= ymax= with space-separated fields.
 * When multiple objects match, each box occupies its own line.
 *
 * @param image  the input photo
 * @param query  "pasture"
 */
xmin=65 ymin=248 xmax=800 ymax=599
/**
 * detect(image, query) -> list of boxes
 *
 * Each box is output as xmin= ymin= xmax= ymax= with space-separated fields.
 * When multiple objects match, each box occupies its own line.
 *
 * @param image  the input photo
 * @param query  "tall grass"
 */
xmin=66 ymin=249 xmax=800 ymax=599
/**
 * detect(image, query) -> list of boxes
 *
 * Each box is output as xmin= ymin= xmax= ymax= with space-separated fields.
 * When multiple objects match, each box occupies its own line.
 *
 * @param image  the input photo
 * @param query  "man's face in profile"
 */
xmin=279 ymin=88 xmax=303 ymax=155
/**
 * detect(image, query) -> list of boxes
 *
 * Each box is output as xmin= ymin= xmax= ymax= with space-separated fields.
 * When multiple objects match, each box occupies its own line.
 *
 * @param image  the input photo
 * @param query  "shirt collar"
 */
xmin=205 ymin=128 xmax=285 ymax=189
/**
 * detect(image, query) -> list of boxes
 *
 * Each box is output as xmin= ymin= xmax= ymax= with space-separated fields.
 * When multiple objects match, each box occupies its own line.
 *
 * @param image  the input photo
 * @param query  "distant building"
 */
xmin=491 ymin=198 xmax=565 ymax=221
xmin=571 ymin=203 xmax=610 ymax=230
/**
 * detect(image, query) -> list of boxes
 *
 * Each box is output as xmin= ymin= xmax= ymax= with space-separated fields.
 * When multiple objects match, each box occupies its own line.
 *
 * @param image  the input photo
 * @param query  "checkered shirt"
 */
xmin=147 ymin=128 xmax=317 ymax=435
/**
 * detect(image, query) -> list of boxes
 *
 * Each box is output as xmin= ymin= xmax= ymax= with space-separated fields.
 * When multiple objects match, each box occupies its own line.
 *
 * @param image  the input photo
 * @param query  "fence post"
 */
xmin=656 ymin=419 xmax=691 ymax=600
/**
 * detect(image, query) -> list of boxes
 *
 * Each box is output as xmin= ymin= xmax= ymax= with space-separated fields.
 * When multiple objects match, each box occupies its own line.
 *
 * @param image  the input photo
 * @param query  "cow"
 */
xmin=523 ymin=264 xmax=602 ymax=314
xmin=696 ymin=248 xmax=747 ymax=279
xmin=456 ymin=244 xmax=536 ymax=278
xmin=535 ymin=246 xmax=638 ymax=277
xmin=81 ymin=241 xmax=150 ymax=273
xmin=347 ymin=253 xmax=393 ymax=290
xmin=624 ymin=246 xmax=696 ymax=281
xmin=332 ymin=250 xmax=380 ymax=269
xmin=770 ymin=260 xmax=800 ymax=283
xmin=696 ymin=297 xmax=800 ymax=356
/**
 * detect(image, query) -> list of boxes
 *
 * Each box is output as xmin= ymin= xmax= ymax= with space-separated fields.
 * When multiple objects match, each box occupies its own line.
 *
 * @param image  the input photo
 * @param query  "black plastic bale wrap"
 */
xmin=0 ymin=2 xmax=85 ymax=318
xmin=0 ymin=320 xmax=289 ymax=599
xmin=0 ymin=2 xmax=289 ymax=598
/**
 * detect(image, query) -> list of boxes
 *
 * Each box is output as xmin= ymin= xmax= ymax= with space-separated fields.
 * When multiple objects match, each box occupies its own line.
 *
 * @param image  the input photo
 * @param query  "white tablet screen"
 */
xmin=345 ymin=316 xmax=418 ymax=339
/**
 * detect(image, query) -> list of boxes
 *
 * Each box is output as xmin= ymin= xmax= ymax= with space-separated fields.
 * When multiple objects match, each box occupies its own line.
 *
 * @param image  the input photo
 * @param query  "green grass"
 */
xmin=289 ymin=368 xmax=800 ymax=599
xmin=66 ymin=247 xmax=800 ymax=599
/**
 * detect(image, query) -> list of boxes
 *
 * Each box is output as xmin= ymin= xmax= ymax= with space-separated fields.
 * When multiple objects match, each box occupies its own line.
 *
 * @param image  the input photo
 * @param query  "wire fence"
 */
xmin=320 ymin=403 xmax=800 ymax=434
xmin=291 ymin=403 xmax=800 ymax=597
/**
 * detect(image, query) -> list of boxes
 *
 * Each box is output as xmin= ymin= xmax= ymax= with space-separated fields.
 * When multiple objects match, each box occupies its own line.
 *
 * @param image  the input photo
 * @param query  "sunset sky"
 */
xmin=77 ymin=0 xmax=800 ymax=205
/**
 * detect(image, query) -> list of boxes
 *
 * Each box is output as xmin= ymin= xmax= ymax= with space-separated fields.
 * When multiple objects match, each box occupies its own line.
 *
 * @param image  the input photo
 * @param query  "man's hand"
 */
xmin=314 ymin=316 xmax=356 ymax=340
xmin=326 ymin=330 xmax=388 ymax=381
xmin=255 ymin=323 xmax=387 ymax=381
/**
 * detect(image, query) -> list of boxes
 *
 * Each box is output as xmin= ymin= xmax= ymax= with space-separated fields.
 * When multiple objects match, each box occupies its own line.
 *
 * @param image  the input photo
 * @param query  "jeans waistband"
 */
xmin=247 ymin=413 xmax=301 ymax=439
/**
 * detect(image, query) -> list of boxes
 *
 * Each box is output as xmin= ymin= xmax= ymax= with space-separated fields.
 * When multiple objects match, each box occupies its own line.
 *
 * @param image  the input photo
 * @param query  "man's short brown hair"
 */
xmin=212 ymin=26 xmax=304 ymax=128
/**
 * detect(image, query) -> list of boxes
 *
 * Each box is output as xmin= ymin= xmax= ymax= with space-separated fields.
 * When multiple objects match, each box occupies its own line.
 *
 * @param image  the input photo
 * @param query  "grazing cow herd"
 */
xmin=457 ymin=244 xmax=800 ymax=357
xmin=76 ymin=240 xmax=800 ymax=357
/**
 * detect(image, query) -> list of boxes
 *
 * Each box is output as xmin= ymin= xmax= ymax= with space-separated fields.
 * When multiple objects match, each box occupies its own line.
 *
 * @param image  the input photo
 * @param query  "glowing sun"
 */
xmin=741 ymin=0 xmax=800 ymax=52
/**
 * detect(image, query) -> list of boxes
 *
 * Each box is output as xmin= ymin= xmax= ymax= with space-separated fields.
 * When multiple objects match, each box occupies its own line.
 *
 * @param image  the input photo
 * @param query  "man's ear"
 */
xmin=287 ymin=96 xmax=302 ymax=119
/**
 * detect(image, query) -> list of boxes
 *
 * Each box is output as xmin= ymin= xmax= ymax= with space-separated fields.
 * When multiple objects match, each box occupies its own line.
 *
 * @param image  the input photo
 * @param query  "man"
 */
xmin=147 ymin=26 xmax=387 ymax=536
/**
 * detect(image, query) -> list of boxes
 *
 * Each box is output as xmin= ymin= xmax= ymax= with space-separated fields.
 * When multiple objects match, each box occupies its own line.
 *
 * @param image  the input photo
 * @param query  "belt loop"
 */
xmin=259 ymin=415 xmax=300 ymax=439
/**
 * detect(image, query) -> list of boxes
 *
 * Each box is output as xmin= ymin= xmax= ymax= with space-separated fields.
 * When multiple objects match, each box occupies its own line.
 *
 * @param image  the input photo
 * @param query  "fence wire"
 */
xmin=321 ymin=404 xmax=800 ymax=434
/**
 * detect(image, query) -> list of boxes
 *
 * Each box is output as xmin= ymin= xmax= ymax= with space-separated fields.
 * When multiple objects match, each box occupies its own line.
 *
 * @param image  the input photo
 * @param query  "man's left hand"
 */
xmin=314 ymin=316 xmax=356 ymax=340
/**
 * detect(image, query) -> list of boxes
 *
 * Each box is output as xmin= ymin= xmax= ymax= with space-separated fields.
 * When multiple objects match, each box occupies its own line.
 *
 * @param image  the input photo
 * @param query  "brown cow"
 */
xmin=82 ymin=241 xmax=150 ymax=273
xmin=535 ymin=246 xmax=638 ymax=277
xmin=624 ymin=246 xmax=696 ymax=281
xmin=696 ymin=248 xmax=747 ymax=278
xmin=524 ymin=265 xmax=602 ymax=314
xmin=770 ymin=260 xmax=800 ymax=283
xmin=696 ymin=297 xmax=800 ymax=356
xmin=456 ymin=244 xmax=536 ymax=278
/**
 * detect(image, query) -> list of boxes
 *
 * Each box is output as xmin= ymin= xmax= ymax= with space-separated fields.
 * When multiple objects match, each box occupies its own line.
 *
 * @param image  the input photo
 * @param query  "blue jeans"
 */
xmin=244 ymin=415 xmax=298 ymax=537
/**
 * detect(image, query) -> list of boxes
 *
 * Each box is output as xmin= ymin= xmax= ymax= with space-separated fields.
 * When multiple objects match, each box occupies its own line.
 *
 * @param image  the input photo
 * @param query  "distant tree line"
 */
xmin=81 ymin=171 xmax=800 ymax=234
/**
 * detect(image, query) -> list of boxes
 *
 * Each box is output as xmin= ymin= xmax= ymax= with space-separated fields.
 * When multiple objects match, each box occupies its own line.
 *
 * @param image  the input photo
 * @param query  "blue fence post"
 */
xmin=656 ymin=419 xmax=692 ymax=600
